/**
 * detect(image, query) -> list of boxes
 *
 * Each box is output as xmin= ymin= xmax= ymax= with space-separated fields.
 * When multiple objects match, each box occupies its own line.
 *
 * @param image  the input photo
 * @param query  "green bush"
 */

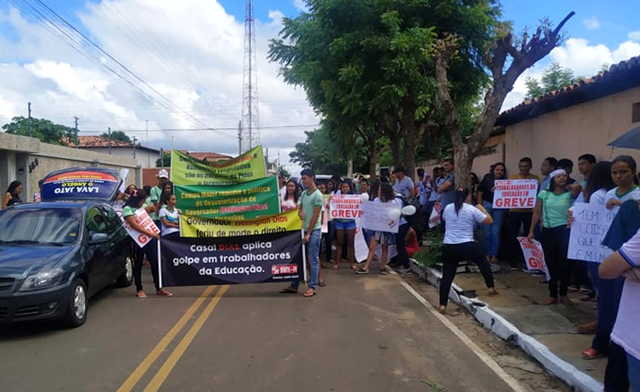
xmin=414 ymin=230 xmax=444 ymax=268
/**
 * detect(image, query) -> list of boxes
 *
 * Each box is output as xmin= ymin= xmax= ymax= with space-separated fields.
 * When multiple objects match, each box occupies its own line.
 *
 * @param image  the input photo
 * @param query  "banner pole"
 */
xmin=301 ymin=229 xmax=308 ymax=286
xmin=157 ymin=238 xmax=163 ymax=289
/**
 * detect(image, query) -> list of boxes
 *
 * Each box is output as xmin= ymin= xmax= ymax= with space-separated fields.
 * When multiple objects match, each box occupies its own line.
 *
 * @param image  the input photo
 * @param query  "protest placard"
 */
xmin=330 ymin=194 xmax=363 ymax=220
xmin=180 ymin=209 xmax=302 ymax=238
xmin=568 ymin=202 xmax=615 ymax=263
xmin=517 ymin=237 xmax=550 ymax=280
xmin=428 ymin=201 xmax=442 ymax=228
xmin=493 ymin=179 xmax=539 ymax=209
xmin=175 ymin=176 xmax=280 ymax=220
xmin=360 ymin=201 xmax=400 ymax=233
xmin=116 ymin=208 xmax=159 ymax=248
xmin=170 ymin=146 xmax=266 ymax=186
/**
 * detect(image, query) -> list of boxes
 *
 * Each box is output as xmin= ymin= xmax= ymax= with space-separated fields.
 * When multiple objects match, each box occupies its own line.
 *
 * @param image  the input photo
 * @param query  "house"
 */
xmin=474 ymin=55 xmax=640 ymax=177
xmin=73 ymin=136 xmax=160 ymax=168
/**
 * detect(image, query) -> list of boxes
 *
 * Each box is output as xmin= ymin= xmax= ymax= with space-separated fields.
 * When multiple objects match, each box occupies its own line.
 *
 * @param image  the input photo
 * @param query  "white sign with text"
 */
xmin=568 ymin=202 xmax=615 ymax=263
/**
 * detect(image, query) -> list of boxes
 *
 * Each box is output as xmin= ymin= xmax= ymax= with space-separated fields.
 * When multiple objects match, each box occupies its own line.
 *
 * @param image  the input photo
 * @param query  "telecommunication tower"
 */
xmin=241 ymin=0 xmax=260 ymax=151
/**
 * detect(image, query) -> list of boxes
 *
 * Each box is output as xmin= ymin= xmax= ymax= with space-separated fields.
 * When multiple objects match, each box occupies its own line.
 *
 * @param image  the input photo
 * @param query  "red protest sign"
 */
xmin=329 ymin=195 xmax=363 ymax=220
xmin=517 ymin=237 xmax=550 ymax=281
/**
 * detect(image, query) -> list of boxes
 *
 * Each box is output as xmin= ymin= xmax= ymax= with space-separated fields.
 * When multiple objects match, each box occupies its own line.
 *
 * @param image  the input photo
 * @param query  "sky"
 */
xmin=1 ymin=0 xmax=639 ymax=173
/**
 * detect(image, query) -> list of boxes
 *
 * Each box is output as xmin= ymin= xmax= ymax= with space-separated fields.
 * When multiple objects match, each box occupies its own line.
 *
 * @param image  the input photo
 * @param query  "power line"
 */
xmin=77 ymin=123 xmax=320 ymax=134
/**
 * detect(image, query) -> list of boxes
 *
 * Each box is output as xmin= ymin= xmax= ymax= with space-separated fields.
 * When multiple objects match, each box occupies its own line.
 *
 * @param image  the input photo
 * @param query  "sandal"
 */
xmin=303 ymin=289 xmax=316 ymax=298
xmin=279 ymin=287 xmax=298 ymax=294
xmin=581 ymin=348 xmax=604 ymax=360
xmin=156 ymin=289 xmax=173 ymax=297
xmin=355 ymin=268 xmax=369 ymax=275
xmin=438 ymin=305 xmax=446 ymax=314
xmin=136 ymin=290 xmax=147 ymax=299
xmin=318 ymin=280 xmax=326 ymax=287
xmin=545 ymin=297 xmax=558 ymax=306
xmin=379 ymin=268 xmax=389 ymax=275
xmin=487 ymin=288 xmax=498 ymax=296
xmin=332 ymin=264 xmax=339 ymax=270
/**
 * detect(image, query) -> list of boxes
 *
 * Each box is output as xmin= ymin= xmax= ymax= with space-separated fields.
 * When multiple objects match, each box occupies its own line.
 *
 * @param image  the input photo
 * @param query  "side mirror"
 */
xmin=90 ymin=233 xmax=109 ymax=244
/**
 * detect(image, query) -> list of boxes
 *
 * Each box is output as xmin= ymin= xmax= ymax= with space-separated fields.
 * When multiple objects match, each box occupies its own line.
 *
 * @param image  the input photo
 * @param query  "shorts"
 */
xmin=374 ymin=231 xmax=396 ymax=245
xmin=335 ymin=220 xmax=356 ymax=230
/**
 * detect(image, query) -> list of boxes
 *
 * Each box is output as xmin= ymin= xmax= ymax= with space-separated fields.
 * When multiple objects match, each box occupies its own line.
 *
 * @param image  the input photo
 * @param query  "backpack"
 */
xmin=395 ymin=194 xmax=426 ymax=240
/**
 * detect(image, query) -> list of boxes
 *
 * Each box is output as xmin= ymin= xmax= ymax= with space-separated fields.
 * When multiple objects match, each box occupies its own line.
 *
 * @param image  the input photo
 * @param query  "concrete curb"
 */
xmin=410 ymin=261 xmax=604 ymax=392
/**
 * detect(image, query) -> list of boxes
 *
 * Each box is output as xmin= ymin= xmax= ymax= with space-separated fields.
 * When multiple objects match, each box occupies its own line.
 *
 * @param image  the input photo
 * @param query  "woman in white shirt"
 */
xmin=280 ymin=180 xmax=301 ymax=211
xmin=159 ymin=194 xmax=181 ymax=239
xmin=440 ymin=187 xmax=497 ymax=314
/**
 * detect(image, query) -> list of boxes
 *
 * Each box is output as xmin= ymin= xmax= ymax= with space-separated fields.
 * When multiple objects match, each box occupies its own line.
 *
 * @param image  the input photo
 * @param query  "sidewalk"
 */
xmin=410 ymin=260 xmax=606 ymax=392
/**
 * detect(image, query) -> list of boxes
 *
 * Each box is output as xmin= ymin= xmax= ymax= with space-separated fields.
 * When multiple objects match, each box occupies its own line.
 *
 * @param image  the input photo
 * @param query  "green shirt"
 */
xmin=122 ymin=205 xmax=137 ymax=219
xmin=538 ymin=190 xmax=573 ymax=228
xmin=149 ymin=186 xmax=162 ymax=220
xmin=301 ymin=188 xmax=323 ymax=231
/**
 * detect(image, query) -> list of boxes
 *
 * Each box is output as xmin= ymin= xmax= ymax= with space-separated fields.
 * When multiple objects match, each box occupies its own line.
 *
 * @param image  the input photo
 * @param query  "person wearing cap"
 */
xmin=527 ymin=168 xmax=581 ymax=305
xmin=150 ymin=169 xmax=169 ymax=226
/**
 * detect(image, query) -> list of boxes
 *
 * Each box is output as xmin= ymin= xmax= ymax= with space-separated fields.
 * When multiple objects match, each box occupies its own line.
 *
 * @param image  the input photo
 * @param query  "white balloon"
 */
xmin=359 ymin=193 xmax=369 ymax=202
xmin=402 ymin=205 xmax=417 ymax=216
xmin=388 ymin=209 xmax=402 ymax=220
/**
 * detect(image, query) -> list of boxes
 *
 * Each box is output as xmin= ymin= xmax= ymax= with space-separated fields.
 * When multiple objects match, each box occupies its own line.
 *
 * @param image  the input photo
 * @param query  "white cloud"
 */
xmin=293 ymin=0 xmax=309 ymax=13
xmin=0 ymin=0 xmax=317 ymax=171
xmin=503 ymin=38 xmax=640 ymax=111
xmin=583 ymin=17 xmax=601 ymax=30
xmin=628 ymin=31 xmax=640 ymax=41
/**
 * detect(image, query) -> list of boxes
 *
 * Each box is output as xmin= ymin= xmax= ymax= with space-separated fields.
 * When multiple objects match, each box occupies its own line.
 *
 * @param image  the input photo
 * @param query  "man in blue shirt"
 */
xmin=393 ymin=167 xmax=415 ymax=198
xmin=438 ymin=158 xmax=456 ymax=210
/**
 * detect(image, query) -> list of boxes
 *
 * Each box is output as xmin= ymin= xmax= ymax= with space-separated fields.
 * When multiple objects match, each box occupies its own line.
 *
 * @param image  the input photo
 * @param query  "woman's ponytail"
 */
xmin=454 ymin=187 xmax=469 ymax=216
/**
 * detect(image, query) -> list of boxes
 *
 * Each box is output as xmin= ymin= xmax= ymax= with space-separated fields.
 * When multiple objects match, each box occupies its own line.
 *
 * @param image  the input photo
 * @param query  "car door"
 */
xmin=99 ymin=205 xmax=129 ymax=281
xmin=84 ymin=206 xmax=111 ymax=295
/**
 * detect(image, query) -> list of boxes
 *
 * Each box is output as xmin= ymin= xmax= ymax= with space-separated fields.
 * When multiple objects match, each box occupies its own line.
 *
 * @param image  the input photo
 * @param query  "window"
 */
xmin=86 ymin=207 xmax=108 ymax=235
xmin=633 ymin=102 xmax=640 ymax=123
xmin=100 ymin=206 xmax=122 ymax=232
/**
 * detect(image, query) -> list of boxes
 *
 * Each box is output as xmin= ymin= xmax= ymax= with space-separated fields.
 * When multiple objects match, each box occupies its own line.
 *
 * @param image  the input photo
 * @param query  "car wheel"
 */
xmin=63 ymin=279 xmax=88 ymax=328
xmin=117 ymin=256 xmax=134 ymax=287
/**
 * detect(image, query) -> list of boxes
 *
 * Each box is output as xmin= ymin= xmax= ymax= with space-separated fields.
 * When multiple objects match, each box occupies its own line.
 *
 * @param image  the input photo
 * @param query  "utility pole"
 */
xmin=145 ymin=119 xmax=149 ymax=145
xmin=28 ymin=102 xmax=32 ymax=137
xmin=132 ymin=136 xmax=137 ymax=159
xmin=108 ymin=127 xmax=112 ymax=155
xmin=74 ymin=116 xmax=79 ymax=149
xmin=238 ymin=121 xmax=242 ymax=155
xmin=160 ymin=148 xmax=165 ymax=170
xmin=241 ymin=0 xmax=260 ymax=151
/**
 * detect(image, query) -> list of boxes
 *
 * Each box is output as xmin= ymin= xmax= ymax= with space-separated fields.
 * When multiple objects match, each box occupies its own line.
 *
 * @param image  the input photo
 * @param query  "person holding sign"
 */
xmin=333 ymin=180 xmax=357 ymax=270
xmin=605 ymin=155 xmax=640 ymax=210
xmin=159 ymin=194 xmax=181 ymax=239
xmin=528 ymin=169 xmax=580 ymax=305
xmin=280 ymin=169 xmax=323 ymax=298
xmin=438 ymin=187 xmax=497 ymax=314
xmin=507 ymin=157 xmax=539 ymax=270
xmin=123 ymin=190 xmax=172 ymax=299
xmin=477 ymin=162 xmax=507 ymax=263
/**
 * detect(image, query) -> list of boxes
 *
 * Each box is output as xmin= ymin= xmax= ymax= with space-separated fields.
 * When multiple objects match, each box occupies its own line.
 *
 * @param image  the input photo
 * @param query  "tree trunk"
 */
xmin=453 ymin=144 xmax=473 ymax=191
xmin=390 ymin=131 xmax=401 ymax=169
xmin=403 ymin=123 xmax=416 ymax=181
xmin=369 ymin=137 xmax=380 ymax=180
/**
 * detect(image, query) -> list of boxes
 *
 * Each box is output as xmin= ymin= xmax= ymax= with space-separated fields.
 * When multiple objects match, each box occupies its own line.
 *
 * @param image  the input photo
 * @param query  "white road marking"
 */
xmin=396 ymin=277 xmax=528 ymax=392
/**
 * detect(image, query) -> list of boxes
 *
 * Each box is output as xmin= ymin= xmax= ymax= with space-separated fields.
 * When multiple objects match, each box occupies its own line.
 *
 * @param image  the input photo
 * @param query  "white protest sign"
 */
xmin=360 ymin=201 xmax=400 ymax=233
xmin=568 ymin=202 xmax=615 ymax=263
xmin=493 ymin=179 xmax=538 ymax=209
xmin=118 ymin=168 xmax=129 ymax=193
xmin=330 ymin=194 xmax=363 ymax=220
xmin=428 ymin=201 xmax=442 ymax=228
xmin=354 ymin=224 xmax=369 ymax=262
xmin=517 ymin=237 xmax=550 ymax=281
xmin=115 ymin=207 xmax=159 ymax=248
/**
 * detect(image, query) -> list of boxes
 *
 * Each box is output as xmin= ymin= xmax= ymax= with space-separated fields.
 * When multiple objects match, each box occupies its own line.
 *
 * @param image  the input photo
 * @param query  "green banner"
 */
xmin=175 ymin=176 xmax=281 ymax=220
xmin=170 ymin=146 xmax=266 ymax=185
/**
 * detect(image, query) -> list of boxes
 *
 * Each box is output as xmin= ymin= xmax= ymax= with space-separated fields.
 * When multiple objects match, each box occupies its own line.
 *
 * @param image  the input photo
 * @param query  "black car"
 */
xmin=0 ymin=167 xmax=133 ymax=327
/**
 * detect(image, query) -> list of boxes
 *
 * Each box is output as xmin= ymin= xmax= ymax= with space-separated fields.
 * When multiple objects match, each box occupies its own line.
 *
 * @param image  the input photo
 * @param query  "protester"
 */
xmin=439 ymin=187 xmax=497 ymax=314
xmin=122 ymin=190 xmax=172 ymax=299
xmin=280 ymin=179 xmax=301 ymax=211
xmin=326 ymin=180 xmax=335 ymax=195
xmin=426 ymin=167 xmax=443 ymax=221
xmin=393 ymin=167 xmax=415 ymax=198
xmin=278 ymin=172 xmax=287 ymax=198
xmin=333 ymin=180 xmax=357 ymax=270
xmin=362 ymin=180 xmax=380 ymax=246
xmin=126 ymin=184 xmax=137 ymax=195
xmin=599 ymin=232 xmax=640 ymax=391
xmin=528 ymin=169 xmax=580 ymax=305
xmin=540 ymin=157 xmax=558 ymax=191
xmin=437 ymin=158 xmax=456 ymax=211
xmin=2 ymin=181 xmax=23 ymax=209
xmin=356 ymin=183 xmax=398 ymax=275
xmin=477 ymin=162 xmax=507 ymax=263
xmin=280 ymin=168 xmax=323 ymax=297
xmin=320 ymin=183 xmax=333 ymax=264
xmin=150 ymin=169 xmax=169 ymax=226
xmin=605 ymin=155 xmax=640 ymax=210
xmin=558 ymin=159 xmax=577 ymax=184
xmin=158 ymin=180 xmax=174 ymax=208
xmin=159 ymin=194 xmax=180 ymax=239
xmin=575 ymin=154 xmax=597 ymax=203
xmin=507 ymin=157 xmax=540 ymax=270
xmin=359 ymin=178 xmax=369 ymax=199
xmin=575 ymin=162 xmax=616 ymax=361
xmin=470 ymin=173 xmax=480 ymax=204
xmin=405 ymin=226 xmax=420 ymax=258
xmin=391 ymin=190 xmax=412 ymax=274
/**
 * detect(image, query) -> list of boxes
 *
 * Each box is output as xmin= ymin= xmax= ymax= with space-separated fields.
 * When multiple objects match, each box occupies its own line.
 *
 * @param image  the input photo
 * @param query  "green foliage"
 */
xmin=156 ymin=153 xmax=170 ymax=168
xmin=414 ymin=230 xmax=444 ymax=268
xmin=525 ymin=62 xmax=575 ymax=99
xmin=101 ymin=130 xmax=131 ymax=143
xmin=2 ymin=116 xmax=75 ymax=146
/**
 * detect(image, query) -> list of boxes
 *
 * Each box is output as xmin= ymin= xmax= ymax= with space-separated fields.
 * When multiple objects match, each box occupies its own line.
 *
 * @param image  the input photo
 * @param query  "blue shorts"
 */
xmin=374 ymin=231 xmax=396 ymax=245
xmin=335 ymin=220 xmax=356 ymax=230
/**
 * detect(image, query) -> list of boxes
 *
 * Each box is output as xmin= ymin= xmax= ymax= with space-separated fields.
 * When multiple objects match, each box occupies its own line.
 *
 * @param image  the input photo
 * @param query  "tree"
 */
xmin=2 ymin=116 xmax=75 ymax=146
xmin=101 ymin=130 xmax=131 ymax=143
xmin=269 ymin=0 xmax=492 ymax=178
xmin=433 ymin=12 xmax=575 ymax=189
xmin=156 ymin=153 xmax=170 ymax=168
xmin=525 ymin=62 xmax=575 ymax=99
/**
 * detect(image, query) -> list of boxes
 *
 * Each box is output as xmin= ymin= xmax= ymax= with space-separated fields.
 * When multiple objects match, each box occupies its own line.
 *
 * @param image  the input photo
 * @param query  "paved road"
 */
xmin=0 ymin=268 xmax=520 ymax=392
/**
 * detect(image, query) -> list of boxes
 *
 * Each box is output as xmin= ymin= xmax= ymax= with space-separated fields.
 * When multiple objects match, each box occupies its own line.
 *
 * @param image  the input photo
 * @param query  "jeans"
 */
xmin=292 ymin=229 xmax=321 ymax=290
xmin=592 ymin=276 xmax=625 ymax=354
xmin=507 ymin=212 xmax=533 ymax=265
xmin=629 ymin=353 xmax=640 ymax=392
xmin=605 ymin=342 xmax=629 ymax=392
xmin=134 ymin=238 xmax=160 ymax=291
xmin=541 ymin=226 xmax=571 ymax=298
xmin=481 ymin=201 xmax=506 ymax=257
xmin=395 ymin=223 xmax=410 ymax=268
xmin=440 ymin=242 xmax=494 ymax=307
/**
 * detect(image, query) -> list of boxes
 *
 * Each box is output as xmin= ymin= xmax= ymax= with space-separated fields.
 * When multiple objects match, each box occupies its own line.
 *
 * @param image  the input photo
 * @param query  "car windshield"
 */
xmin=0 ymin=208 xmax=82 ymax=245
